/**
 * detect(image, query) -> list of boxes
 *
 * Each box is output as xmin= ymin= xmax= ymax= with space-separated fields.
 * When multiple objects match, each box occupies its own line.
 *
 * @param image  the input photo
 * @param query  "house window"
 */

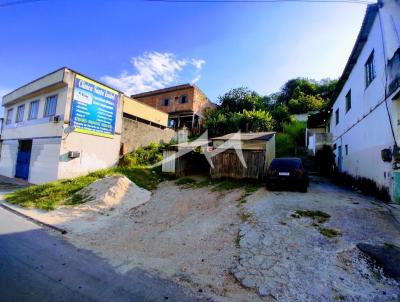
xmin=180 ymin=95 xmax=188 ymax=104
xmin=28 ymin=100 xmax=39 ymax=120
xmin=6 ymin=108 xmax=13 ymax=125
xmin=345 ymin=144 xmax=348 ymax=155
xmin=44 ymin=95 xmax=57 ymax=117
xmin=16 ymin=105 xmax=25 ymax=123
xmin=335 ymin=108 xmax=339 ymax=125
xmin=365 ymin=51 xmax=376 ymax=87
xmin=345 ymin=90 xmax=351 ymax=113
xmin=162 ymin=98 xmax=170 ymax=106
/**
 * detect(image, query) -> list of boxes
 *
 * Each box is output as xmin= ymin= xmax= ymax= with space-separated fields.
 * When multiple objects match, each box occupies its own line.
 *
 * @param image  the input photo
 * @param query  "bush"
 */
xmin=120 ymin=143 xmax=164 ymax=167
xmin=276 ymin=133 xmax=294 ymax=157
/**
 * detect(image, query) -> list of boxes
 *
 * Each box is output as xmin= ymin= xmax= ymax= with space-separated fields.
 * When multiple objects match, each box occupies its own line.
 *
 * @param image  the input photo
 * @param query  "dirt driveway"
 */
xmin=234 ymin=177 xmax=400 ymax=301
xmin=3 ymin=176 xmax=400 ymax=301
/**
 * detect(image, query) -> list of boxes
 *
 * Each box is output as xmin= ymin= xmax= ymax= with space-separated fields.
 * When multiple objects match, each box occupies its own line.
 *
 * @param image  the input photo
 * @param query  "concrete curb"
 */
xmin=0 ymin=203 xmax=67 ymax=235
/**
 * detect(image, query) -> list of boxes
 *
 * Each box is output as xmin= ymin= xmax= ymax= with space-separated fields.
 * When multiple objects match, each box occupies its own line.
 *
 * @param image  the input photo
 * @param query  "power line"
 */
xmin=0 ymin=0 xmax=48 ymax=7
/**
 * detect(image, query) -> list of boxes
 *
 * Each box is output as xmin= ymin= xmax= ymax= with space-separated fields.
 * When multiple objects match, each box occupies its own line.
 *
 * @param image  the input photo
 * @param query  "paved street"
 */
xmin=0 ymin=202 xmax=205 ymax=302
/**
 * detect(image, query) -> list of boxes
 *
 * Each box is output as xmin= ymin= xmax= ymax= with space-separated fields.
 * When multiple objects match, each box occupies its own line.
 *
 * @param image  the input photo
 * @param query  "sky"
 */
xmin=0 ymin=0 xmax=370 ymax=111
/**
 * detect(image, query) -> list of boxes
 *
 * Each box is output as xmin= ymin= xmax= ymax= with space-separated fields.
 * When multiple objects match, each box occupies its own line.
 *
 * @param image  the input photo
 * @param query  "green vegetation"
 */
xmin=175 ymin=177 xmax=197 ymax=186
xmin=276 ymin=121 xmax=307 ymax=157
xmin=6 ymin=144 xmax=169 ymax=211
xmin=319 ymin=227 xmax=342 ymax=238
xmin=240 ymin=212 xmax=253 ymax=222
xmin=119 ymin=143 xmax=165 ymax=167
xmin=294 ymin=209 xmax=331 ymax=224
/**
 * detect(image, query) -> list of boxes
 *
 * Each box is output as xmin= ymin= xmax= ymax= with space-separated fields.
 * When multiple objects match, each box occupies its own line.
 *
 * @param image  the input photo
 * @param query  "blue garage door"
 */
xmin=15 ymin=140 xmax=32 ymax=180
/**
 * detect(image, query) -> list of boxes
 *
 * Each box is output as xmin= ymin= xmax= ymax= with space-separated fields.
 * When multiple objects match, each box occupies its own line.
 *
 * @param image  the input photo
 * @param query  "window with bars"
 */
xmin=6 ymin=108 xmax=13 ymax=125
xmin=16 ymin=105 xmax=25 ymax=123
xmin=44 ymin=95 xmax=57 ymax=117
xmin=29 ymin=100 xmax=40 ymax=120
xmin=365 ymin=51 xmax=376 ymax=87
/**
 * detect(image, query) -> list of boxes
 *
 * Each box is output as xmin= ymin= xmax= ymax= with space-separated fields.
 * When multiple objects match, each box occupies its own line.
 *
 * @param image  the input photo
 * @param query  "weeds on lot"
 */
xmin=176 ymin=177 xmax=262 ymax=206
xmin=175 ymin=177 xmax=197 ymax=186
xmin=6 ymin=166 xmax=166 ymax=211
xmin=319 ymin=227 xmax=342 ymax=238
xmin=294 ymin=210 xmax=331 ymax=224
xmin=291 ymin=209 xmax=342 ymax=238
xmin=240 ymin=212 xmax=253 ymax=222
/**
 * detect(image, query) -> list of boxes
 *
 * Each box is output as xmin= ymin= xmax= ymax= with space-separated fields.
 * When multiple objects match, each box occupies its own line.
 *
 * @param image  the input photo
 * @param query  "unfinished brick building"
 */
xmin=132 ymin=84 xmax=215 ymax=133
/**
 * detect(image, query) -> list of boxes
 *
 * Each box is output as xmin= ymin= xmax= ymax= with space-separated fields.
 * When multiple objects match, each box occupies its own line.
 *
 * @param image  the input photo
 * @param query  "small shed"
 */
xmin=162 ymin=140 xmax=210 ymax=176
xmin=210 ymin=132 xmax=275 ymax=180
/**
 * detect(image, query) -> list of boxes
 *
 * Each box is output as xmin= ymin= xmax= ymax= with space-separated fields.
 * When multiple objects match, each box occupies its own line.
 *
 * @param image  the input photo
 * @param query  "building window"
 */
xmin=6 ymin=108 xmax=13 ymax=125
xmin=365 ymin=51 xmax=376 ymax=87
xmin=28 ymin=100 xmax=39 ymax=120
xmin=180 ymin=95 xmax=188 ymax=104
xmin=44 ymin=95 xmax=57 ymax=117
xmin=162 ymin=98 xmax=169 ymax=106
xmin=16 ymin=105 xmax=25 ymax=123
xmin=345 ymin=90 xmax=351 ymax=113
xmin=335 ymin=108 xmax=339 ymax=125
xmin=345 ymin=144 xmax=348 ymax=155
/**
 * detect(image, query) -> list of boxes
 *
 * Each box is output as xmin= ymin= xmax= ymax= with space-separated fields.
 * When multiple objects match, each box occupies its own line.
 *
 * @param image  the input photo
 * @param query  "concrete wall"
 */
xmin=57 ymin=70 xmax=123 ymax=179
xmin=0 ymin=81 xmax=68 ymax=183
xmin=30 ymin=138 xmax=61 ymax=183
xmin=121 ymin=117 xmax=176 ymax=154
xmin=123 ymin=95 xmax=169 ymax=127
xmin=329 ymin=2 xmax=400 ymax=196
xmin=134 ymin=85 xmax=215 ymax=116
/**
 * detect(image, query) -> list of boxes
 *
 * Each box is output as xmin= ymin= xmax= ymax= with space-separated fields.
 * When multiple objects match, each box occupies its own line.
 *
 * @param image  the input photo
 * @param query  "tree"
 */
xmin=271 ymin=104 xmax=292 ymax=132
xmin=218 ymin=87 xmax=265 ymax=113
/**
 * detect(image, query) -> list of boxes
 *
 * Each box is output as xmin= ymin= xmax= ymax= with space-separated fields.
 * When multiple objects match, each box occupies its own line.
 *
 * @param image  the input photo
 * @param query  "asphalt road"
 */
xmin=0 ymin=206 xmax=206 ymax=302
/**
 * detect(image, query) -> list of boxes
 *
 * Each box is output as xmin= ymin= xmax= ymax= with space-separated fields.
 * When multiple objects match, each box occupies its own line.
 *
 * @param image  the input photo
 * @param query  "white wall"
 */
xmin=330 ymin=2 xmax=400 ymax=193
xmin=57 ymin=70 xmax=123 ymax=179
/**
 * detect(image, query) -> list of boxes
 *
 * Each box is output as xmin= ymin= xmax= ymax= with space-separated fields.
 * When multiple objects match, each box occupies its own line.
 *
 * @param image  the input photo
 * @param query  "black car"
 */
xmin=266 ymin=157 xmax=309 ymax=192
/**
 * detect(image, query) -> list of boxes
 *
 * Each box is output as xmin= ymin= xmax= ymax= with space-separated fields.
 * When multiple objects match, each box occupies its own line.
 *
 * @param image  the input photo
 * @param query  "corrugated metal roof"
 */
xmin=211 ymin=132 xmax=275 ymax=141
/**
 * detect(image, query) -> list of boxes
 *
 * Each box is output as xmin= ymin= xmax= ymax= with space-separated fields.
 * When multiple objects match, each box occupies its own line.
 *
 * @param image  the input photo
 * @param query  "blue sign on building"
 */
xmin=71 ymin=74 xmax=118 ymax=138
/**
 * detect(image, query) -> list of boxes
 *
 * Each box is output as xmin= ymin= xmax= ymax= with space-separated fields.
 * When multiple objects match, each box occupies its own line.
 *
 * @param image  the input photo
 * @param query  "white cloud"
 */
xmin=102 ymin=51 xmax=205 ymax=95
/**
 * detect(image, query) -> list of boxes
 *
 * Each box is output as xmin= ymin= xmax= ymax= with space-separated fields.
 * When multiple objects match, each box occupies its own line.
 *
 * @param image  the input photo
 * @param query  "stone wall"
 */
xmin=121 ymin=117 xmax=176 ymax=154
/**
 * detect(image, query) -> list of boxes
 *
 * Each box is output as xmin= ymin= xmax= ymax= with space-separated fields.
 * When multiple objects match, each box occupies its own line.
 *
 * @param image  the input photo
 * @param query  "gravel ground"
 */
xmin=233 ymin=177 xmax=400 ymax=301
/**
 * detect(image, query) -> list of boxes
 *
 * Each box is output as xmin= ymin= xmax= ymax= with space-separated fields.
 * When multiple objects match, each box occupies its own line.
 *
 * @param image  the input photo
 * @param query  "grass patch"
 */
xmin=175 ymin=177 xmax=197 ymax=186
xmin=5 ymin=166 xmax=166 ymax=211
xmin=384 ymin=242 xmax=399 ymax=249
xmin=240 ymin=212 xmax=253 ymax=222
xmin=319 ymin=227 xmax=342 ymax=238
xmin=294 ymin=210 xmax=330 ymax=224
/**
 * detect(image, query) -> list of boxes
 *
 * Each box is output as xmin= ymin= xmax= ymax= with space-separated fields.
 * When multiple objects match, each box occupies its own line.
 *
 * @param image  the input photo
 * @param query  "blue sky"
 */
xmin=0 ymin=0 xmax=369 ymax=107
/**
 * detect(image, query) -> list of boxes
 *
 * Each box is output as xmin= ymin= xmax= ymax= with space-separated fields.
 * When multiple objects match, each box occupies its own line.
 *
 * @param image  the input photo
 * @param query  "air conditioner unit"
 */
xmin=50 ymin=115 xmax=61 ymax=123
xmin=68 ymin=151 xmax=80 ymax=159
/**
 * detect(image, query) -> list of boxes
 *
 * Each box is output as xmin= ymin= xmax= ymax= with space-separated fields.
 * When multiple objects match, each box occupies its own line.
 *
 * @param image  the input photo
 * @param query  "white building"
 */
xmin=329 ymin=0 xmax=400 ymax=200
xmin=0 ymin=67 xmax=174 ymax=184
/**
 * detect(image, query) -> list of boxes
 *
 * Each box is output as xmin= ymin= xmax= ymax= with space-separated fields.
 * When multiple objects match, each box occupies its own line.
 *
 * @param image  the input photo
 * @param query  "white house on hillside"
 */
xmin=329 ymin=0 xmax=400 ymax=201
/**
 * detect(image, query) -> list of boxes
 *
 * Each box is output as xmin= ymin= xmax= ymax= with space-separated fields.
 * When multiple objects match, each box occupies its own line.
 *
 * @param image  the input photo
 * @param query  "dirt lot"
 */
xmin=3 ymin=176 xmax=400 ymax=301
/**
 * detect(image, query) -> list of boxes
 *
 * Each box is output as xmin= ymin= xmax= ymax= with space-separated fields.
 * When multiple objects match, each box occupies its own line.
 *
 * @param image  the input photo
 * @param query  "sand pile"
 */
xmin=76 ymin=175 xmax=151 ymax=213
xmin=7 ymin=175 xmax=151 ymax=235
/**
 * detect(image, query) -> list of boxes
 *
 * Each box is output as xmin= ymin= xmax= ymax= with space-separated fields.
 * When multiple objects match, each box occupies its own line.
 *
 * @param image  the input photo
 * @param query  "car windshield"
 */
xmin=269 ymin=159 xmax=301 ymax=170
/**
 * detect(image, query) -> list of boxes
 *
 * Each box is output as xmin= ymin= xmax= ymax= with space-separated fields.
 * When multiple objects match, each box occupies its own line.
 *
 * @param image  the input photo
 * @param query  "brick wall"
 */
xmin=121 ymin=117 xmax=176 ymax=154
xmin=134 ymin=86 xmax=215 ymax=115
